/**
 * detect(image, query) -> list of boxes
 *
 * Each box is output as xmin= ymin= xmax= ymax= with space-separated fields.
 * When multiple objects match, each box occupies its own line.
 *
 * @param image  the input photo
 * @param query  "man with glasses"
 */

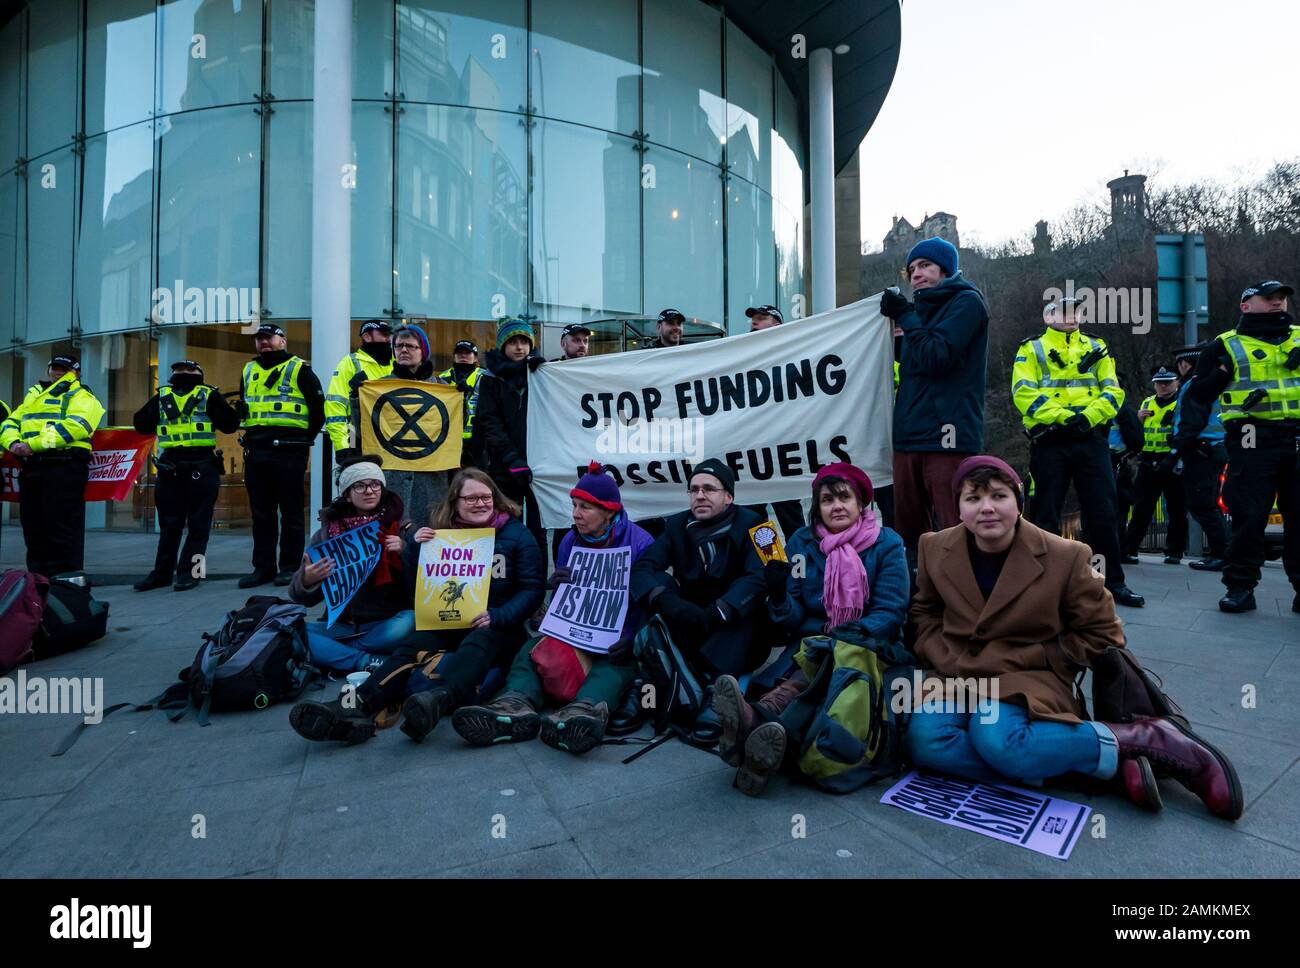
xmin=630 ymin=458 xmax=771 ymax=679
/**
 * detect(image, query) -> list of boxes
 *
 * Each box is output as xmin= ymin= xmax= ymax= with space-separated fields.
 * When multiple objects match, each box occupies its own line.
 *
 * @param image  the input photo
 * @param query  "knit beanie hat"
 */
xmin=496 ymin=316 xmax=535 ymax=350
xmin=951 ymin=455 xmax=1024 ymax=509
xmin=904 ymin=236 xmax=959 ymax=277
xmin=689 ymin=458 xmax=736 ymax=496
xmin=393 ymin=324 xmax=431 ymax=362
xmin=571 ymin=460 xmax=622 ymax=511
xmin=812 ymin=462 xmax=874 ymax=506
xmin=337 ymin=460 xmax=386 ymax=494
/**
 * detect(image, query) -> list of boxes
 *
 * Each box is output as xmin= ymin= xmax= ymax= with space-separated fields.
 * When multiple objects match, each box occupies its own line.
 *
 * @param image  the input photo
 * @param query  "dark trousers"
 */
xmin=744 ymin=500 xmax=806 ymax=543
xmin=1125 ymin=457 xmax=1188 ymax=557
xmin=1182 ymin=445 xmax=1230 ymax=559
xmin=244 ymin=450 xmax=308 ymax=573
xmin=152 ymin=459 xmax=221 ymax=579
xmin=661 ymin=611 xmax=776 ymax=679
xmin=874 ymin=484 xmax=896 ymax=530
xmin=1111 ymin=455 xmax=1134 ymax=540
xmin=498 ymin=477 xmax=546 ymax=562
xmin=1028 ymin=432 xmax=1126 ymax=588
xmin=892 ymin=451 xmax=971 ymax=551
xmin=358 ymin=625 xmax=527 ymax=711
xmin=18 ymin=455 xmax=89 ymax=577
xmin=1221 ymin=434 xmax=1300 ymax=593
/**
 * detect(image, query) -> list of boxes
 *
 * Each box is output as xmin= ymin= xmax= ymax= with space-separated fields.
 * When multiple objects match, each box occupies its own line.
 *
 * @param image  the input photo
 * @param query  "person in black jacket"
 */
xmin=236 ymin=324 xmax=326 ymax=588
xmin=1106 ymin=386 xmax=1144 ymax=555
xmin=880 ymin=237 xmax=990 ymax=554
xmin=471 ymin=316 xmax=546 ymax=555
xmin=630 ymin=458 xmax=772 ymax=679
xmin=289 ymin=468 xmax=544 ymax=745
xmin=132 ymin=360 xmax=241 ymax=592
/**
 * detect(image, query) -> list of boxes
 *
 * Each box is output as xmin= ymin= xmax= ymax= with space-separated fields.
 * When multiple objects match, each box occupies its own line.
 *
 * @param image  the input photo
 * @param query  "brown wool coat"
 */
xmin=910 ymin=520 xmax=1126 ymax=724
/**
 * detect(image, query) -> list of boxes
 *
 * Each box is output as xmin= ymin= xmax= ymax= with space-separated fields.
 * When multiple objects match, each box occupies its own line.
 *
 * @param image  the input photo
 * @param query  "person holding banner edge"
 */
xmin=286 ymin=455 xmax=416 ymax=673
xmin=0 ymin=353 xmax=106 ymax=578
xmin=289 ymin=468 xmax=544 ymax=745
xmin=131 ymin=360 xmax=241 ymax=592
xmin=453 ymin=461 xmax=654 ymax=754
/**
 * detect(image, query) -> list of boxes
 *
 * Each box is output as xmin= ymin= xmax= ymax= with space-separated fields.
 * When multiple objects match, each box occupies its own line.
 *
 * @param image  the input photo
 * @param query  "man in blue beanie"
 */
xmin=879 ymin=236 xmax=990 ymax=555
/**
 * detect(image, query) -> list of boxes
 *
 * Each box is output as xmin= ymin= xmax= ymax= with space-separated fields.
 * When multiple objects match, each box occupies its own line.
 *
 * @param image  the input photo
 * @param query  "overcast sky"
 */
xmin=858 ymin=0 xmax=1300 ymax=252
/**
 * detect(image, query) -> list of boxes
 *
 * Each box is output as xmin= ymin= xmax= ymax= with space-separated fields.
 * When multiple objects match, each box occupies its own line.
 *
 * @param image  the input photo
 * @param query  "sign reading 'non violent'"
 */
xmin=416 ymin=529 xmax=495 ymax=630
xmin=539 ymin=546 xmax=631 ymax=654
xmin=306 ymin=521 xmax=384 ymax=628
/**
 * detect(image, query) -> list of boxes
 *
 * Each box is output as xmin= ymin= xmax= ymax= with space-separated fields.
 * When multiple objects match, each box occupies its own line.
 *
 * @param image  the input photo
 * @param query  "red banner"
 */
xmin=1 ymin=428 xmax=155 ymax=503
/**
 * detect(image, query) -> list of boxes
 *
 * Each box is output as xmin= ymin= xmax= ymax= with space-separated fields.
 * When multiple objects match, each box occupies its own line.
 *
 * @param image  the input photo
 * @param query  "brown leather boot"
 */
xmin=755 ymin=670 xmax=810 ymax=718
xmin=713 ymin=675 xmax=760 ymax=767
xmin=1118 ymin=756 xmax=1162 ymax=812
xmin=1106 ymin=717 xmax=1242 ymax=820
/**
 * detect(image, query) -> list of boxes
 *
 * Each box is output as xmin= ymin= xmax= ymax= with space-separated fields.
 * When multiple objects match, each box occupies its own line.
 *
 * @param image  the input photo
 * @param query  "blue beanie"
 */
xmin=905 ymin=236 xmax=959 ymax=277
xmin=394 ymin=324 xmax=430 ymax=362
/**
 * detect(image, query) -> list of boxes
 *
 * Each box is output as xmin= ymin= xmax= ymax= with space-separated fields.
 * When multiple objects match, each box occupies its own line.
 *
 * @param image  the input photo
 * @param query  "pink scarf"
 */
xmin=813 ymin=510 xmax=881 ymax=631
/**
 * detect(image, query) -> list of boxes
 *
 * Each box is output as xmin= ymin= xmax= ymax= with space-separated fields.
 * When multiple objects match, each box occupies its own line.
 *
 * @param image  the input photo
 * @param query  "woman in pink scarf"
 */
xmin=712 ymin=462 xmax=911 ymax=796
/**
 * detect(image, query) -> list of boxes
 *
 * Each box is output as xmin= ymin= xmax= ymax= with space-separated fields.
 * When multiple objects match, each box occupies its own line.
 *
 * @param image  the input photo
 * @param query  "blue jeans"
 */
xmin=305 ymin=611 xmax=417 ymax=672
xmin=907 ymin=701 xmax=1117 ymax=784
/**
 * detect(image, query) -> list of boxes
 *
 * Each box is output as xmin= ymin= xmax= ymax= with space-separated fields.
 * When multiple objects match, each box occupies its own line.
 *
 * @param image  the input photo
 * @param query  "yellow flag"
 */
xmin=415 ymin=529 xmax=495 ymax=630
xmin=358 ymin=379 xmax=463 ymax=472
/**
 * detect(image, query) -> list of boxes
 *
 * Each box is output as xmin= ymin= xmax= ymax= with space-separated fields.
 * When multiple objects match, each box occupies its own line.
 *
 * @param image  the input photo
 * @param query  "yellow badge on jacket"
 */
xmin=748 ymin=520 xmax=787 ymax=564
xmin=416 ymin=529 xmax=495 ymax=630
xmin=358 ymin=380 xmax=464 ymax=472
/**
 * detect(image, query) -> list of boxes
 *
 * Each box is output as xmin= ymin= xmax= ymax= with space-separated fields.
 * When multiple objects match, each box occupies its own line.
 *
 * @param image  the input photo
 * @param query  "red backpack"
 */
xmin=0 ymin=570 xmax=49 ymax=673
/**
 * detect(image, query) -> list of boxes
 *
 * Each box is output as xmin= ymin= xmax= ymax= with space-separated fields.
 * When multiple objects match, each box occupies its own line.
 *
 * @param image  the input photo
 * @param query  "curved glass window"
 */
xmin=265 ymin=102 xmax=313 ymax=320
xmin=27 ymin=0 xmax=80 ymax=160
xmin=530 ymin=0 xmax=639 ymax=136
xmin=351 ymin=102 xmax=395 ymax=319
xmin=643 ymin=144 xmax=723 ymax=325
xmin=726 ymin=175 xmax=775 ymax=333
xmin=398 ymin=1 xmax=527 ymax=114
xmin=642 ymin=0 xmax=725 ymax=165
xmin=85 ymin=0 xmax=157 ymax=136
xmin=158 ymin=0 xmax=264 ymax=116
xmin=725 ymin=20 xmax=771 ymax=194
xmin=22 ymin=145 xmax=78 ymax=343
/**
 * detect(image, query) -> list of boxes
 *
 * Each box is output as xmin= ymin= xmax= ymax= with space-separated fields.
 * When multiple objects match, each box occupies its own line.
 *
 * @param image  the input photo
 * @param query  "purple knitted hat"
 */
xmin=952 ymin=455 xmax=1024 ymax=508
xmin=571 ymin=461 xmax=622 ymax=512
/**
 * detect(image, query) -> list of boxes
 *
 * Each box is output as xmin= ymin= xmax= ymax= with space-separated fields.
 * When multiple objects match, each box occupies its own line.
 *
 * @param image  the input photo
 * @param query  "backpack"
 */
xmin=162 ymin=596 xmax=316 ymax=725
xmin=632 ymin=614 xmax=707 ymax=735
xmin=32 ymin=575 xmax=109 ymax=659
xmin=1089 ymin=646 xmax=1189 ymax=728
xmin=780 ymin=629 xmax=915 ymax=793
xmin=0 ymin=570 xmax=48 ymax=673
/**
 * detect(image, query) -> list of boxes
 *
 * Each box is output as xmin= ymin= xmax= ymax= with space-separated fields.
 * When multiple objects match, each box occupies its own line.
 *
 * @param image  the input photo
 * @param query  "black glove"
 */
xmin=508 ymin=465 xmax=533 ymax=487
xmin=657 ymin=592 xmax=709 ymax=633
xmin=607 ymin=636 xmax=635 ymax=666
xmin=1063 ymin=413 xmax=1092 ymax=436
xmin=526 ymin=353 xmax=545 ymax=372
xmin=547 ymin=566 xmax=572 ymax=591
xmin=880 ymin=287 xmax=911 ymax=320
xmin=764 ymin=559 xmax=792 ymax=603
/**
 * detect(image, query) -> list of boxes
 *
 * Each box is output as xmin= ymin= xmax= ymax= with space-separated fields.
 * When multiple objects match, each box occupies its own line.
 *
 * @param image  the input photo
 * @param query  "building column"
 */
xmin=311 ymin=0 xmax=352 ymax=507
xmin=809 ymin=47 xmax=836 ymax=315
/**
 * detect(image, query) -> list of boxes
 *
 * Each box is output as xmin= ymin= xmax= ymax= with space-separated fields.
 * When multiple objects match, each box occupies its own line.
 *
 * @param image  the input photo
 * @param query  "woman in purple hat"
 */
xmin=712 ymin=461 xmax=911 ymax=796
xmin=452 ymin=461 xmax=654 ymax=755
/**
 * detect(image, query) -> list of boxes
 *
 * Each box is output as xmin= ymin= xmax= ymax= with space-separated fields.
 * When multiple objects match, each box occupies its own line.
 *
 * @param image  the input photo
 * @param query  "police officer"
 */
xmin=1177 ymin=280 xmax=1300 ymax=613
xmin=553 ymin=323 xmax=591 ymax=360
xmin=643 ymin=308 xmax=685 ymax=349
xmin=1122 ymin=366 xmax=1186 ymax=564
xmin=131 ymin=361 xmax=241 ymax=592
xmin=1012 ymin=297 xmax=1144 ymax=607
xmin=1169 ymin=343 xmax=1230 ymax=571
xmin=0 ymin=354 xmax=105 ymax=577
xmin=441 ymin=338 xmax=484 ymax=467
xmin=237 ymin=323 xmax=325 ymax=588
xmin=324 ymin=320 xmax=393 ymax=457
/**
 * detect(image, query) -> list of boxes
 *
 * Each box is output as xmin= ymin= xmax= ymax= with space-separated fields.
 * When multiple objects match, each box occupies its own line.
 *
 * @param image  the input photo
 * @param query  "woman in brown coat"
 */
xmin=906 ymin=455 xmax=1242 ymax=820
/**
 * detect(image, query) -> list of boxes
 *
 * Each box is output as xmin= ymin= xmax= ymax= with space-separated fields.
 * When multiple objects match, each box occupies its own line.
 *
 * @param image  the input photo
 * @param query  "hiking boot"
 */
xmin=1118 ymin=755 xmax=1162 ymax=812
xmin=1121 ymin=553 xmax=1140 ymax=565
xmin=133 ymin=572 xmax=170 ymax=592
xmin=1109 ymin=584 xmax=1145 ymax=608
xmin=1188 ymin=557 xmax=1227 ymax=571
xmin=1106 ymin=716 xmax=1243 ymax=820
xmin=1163 ymin=554 xmax=1182 ymax=565
xmin=452 ymin=692 xmax=541 ymax=746
xmin=539 ymin=699 xmax=609 ymax=755
xmin=735 ymin=722 xmax=787 ymax=798
xmin=289 ymin=698 xmax=376 ymax=745
xmin=400 ymin=685 xmax=453 ymax=743
xmin=238 ymin=569 xmax=276 ymax=589
xmin=1218 ymin=589 xmax=1256 ymax=613
xmin=756 ymin=671 xmax=809 ymax=718
xmin=713 ymin=675 xmax=760 ymax=767
xmin=274 ymin=569 xmax=295 ymax=587
xmin=173 ymin=575 xmax=199 ymax=591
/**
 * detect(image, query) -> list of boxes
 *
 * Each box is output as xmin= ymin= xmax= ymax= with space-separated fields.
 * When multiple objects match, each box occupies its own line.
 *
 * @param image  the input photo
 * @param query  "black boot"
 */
xmin=1188 ymin=557 xmax=1227 ymax=571
xmin=400 ymin=685 xmax=453 ymax=743
xmin=133 ymin=572 xmax=170 ymax=592
xmin=238 ymin=569 xmax=276 ymax=589
xmin=289 ymin=698 xmax=376 ymax=744
xmin=1109 ymin=584 xmax=1145 ymax=608
xmin=1218 ymin=588 xmax=1256 ymax=613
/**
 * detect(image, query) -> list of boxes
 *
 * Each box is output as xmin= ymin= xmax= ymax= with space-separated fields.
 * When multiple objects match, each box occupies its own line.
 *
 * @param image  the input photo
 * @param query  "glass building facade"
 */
xmin=0 ymin=0 xmax=806 ymax=531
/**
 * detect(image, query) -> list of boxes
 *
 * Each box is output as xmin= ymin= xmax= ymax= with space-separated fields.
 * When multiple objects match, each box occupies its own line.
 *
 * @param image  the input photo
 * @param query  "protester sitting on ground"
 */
xmin=712 ymin=462 xmax=910 ymax=796
xmin=288 ymin=455 xmax=415 ymax=672
xmin=905 ymin=455 xmax=1242 ymax=820
xmin=288 ymin=468 xmax=544 ymax=746
xmin=452 ymin=462 xmax=654 ymax=754
xmin=629 ymin=458 xmax=771 ymax=682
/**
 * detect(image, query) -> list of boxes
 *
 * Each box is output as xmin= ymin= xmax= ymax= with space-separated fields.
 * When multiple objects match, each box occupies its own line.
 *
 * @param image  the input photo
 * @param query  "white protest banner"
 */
xmin=538 ymin=546 xmax=632 ymax=653
xmin=527 ymin=295 xmax=892 ymax=527
xmin=880 ymin=770 xmax=1091 ymax=861
xmin=305 ymin=521 xmax=384 ymax=628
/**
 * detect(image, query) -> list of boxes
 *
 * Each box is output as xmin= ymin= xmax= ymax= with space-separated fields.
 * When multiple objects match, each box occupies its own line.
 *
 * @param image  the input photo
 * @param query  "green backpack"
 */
xmin=783 ymin=630 xmax=914 ymax=793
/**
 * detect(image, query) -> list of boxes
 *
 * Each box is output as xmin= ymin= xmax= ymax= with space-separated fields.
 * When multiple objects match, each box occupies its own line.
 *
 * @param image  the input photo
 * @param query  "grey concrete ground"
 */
xmin=2 ymin=531 xmax=1298 ymax=878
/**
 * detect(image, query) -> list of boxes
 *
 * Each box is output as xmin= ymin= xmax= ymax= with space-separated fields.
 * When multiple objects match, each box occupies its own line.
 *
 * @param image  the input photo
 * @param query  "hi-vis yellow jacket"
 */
xmin=1012 ymin=327 xmax=1124 ymax=431
xmin=0 ymin=373 xmax=105 ymax=453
